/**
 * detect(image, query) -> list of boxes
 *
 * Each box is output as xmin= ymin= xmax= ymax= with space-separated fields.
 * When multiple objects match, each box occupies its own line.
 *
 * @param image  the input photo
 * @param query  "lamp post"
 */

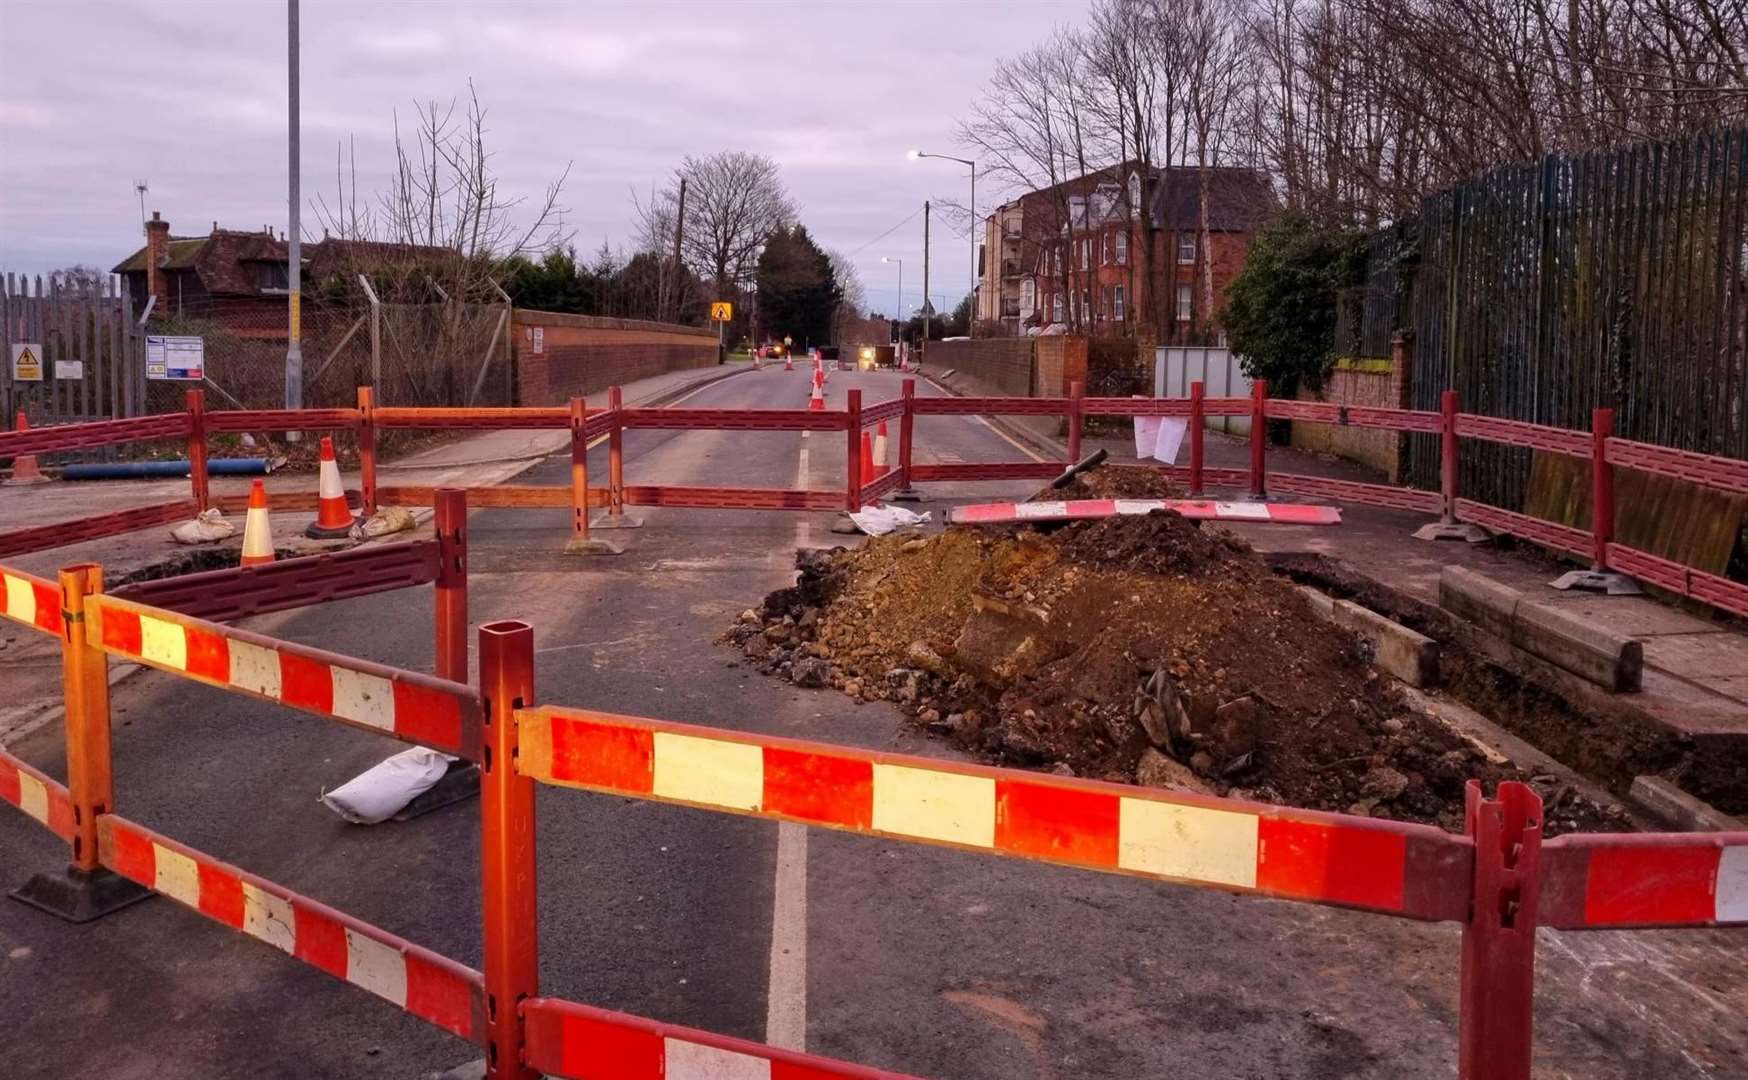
xmin=882 ymin=256 xmax=903 ymax=346
xmin=909 ymin=150 xmax=976 ymax=338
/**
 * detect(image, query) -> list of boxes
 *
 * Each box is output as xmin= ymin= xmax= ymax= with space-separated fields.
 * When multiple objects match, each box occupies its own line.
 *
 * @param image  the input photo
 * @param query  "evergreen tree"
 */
xmin=755 ymin=224 xmax=841 ymax=347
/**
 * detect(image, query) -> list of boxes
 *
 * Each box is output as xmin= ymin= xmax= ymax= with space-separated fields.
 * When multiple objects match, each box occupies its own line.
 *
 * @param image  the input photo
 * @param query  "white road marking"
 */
xmin=761 ymin=428 xmax=814 ymax=1051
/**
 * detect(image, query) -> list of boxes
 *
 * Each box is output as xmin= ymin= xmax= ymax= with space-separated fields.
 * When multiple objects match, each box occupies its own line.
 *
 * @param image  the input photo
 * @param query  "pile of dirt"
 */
xmin=726 ymin=506 xmax=1627 ymax=834
xmin=1031 ymin=463 xmax=1178 ymax=502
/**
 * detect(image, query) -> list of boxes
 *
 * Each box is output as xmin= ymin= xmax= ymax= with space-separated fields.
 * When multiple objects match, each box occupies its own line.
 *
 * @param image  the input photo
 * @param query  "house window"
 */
xmin=1177 ymin=234 xmax=1196 ymax=265
xmin=1101 ymin=234 xmax=1111 ymax=265
xmin=1020 ymin=279 xmax=1035 ymax=317
xmin=1079 ymin=240 xmax=1089 ymax=271
xmin=1081 ymin=290 xmax=1090 ymax=322
xmin=1052 ymin=292 xmax=1064 ymax=323
xmin=1176 ymin=284 xmax=1193 ymax=322
xmin=1115 ymin=232 xmax=1127 ymax=265
xmin=255 ymin=261 xmax=289 ymax=291
xmin=1127 ymin=172 xmax=1141 ymax=210
xmin=1114 ymin=284 xmax=1126 ymax=321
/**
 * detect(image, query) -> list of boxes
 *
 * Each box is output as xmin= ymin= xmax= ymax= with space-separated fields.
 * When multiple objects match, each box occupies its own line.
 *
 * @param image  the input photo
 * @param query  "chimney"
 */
xmin=144 ymin=211 xmax=171 ymax=314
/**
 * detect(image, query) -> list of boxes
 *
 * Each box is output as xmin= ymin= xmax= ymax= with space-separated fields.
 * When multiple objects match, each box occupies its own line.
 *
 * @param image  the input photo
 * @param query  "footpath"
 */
xmin=924 ymin=368 xmax=1748 ymax=828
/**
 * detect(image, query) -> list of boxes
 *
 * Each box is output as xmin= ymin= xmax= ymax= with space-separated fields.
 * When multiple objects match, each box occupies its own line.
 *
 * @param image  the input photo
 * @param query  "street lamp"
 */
xmin=909 ymin=150 xmax=976 ymax=338
xmin=882 ymin=256 xmax=903 ymax=344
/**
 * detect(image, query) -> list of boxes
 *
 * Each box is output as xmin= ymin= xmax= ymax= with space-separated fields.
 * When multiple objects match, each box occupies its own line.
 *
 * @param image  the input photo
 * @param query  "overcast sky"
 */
xmin=0 ymin=0 xmax=1085 ymax=316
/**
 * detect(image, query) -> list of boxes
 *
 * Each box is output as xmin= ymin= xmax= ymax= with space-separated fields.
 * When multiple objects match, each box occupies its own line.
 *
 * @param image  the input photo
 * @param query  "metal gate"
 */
xmin=2 ymin=273 xmax=147 ymax=426
xmin=1155 ymin=345 xmax=1252 ymax=435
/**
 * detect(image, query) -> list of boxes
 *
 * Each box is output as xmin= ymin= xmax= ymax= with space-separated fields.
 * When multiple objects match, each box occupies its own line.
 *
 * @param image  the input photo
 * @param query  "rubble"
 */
xmin=726 ymin=501 xmax=1629 ymax=834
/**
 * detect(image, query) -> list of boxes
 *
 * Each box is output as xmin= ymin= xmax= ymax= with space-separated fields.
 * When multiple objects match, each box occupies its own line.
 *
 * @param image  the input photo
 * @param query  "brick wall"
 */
xmin=926 ymin=338 xmax=1037 ymax=397
xmin=1036 ymin=336 xmax=1090 ymax=397
xmin=1289 ymin=336 xmax=1412 ymax=481
xmin=513 ymin=309 xmax=717 ymax=405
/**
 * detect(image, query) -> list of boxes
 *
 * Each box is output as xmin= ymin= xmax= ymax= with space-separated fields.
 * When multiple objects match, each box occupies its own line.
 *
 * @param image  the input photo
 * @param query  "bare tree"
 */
xmin=640 ymin=152 xmax=794 ymax=299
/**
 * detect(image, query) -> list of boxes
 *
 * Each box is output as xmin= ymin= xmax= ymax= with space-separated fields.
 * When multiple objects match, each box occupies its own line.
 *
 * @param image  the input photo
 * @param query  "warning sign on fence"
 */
xmin=10 ymin=343 xmax=43 ymax=382
xmin=146 ymin=335 xmax=204 ymax=381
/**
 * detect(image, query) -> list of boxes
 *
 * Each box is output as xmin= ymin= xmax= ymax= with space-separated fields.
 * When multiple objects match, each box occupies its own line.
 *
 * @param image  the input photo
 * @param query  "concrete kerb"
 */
xmin=1441 ymin=566 xmax=1643 ymax=693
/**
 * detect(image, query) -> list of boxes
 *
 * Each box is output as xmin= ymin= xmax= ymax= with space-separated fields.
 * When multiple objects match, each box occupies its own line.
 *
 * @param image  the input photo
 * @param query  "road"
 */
xmin=3 ymin=366 xmax=1744 ymax=1080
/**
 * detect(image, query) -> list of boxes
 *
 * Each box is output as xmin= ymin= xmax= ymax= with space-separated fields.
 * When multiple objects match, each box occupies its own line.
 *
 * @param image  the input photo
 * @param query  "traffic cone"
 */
xmin=861 ymin=430 xmax=876 ymax=484
xmin=873 ymin=420 xmax=890 ymax=477
xmin=240 ymin=479 xmax=275 ymax=566
xmin=305 ymin=436 xmax=357 ymax=539
xmin=4 ymin=411 xmax=48 ymax=486
xmin=808 ymin=370 xmax=826 ymax=411
xmin=785 ymin=354 xmax=794 ymax=371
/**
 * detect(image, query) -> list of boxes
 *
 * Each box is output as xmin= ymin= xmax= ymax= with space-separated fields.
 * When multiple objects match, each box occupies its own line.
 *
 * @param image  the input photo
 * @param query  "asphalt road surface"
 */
xmin=2 ymin=366 xmax=1744 ymax=1080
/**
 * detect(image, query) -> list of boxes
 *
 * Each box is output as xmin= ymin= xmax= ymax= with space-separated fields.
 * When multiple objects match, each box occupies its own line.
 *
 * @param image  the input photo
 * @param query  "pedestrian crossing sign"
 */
xmin=710 ymin=302 xmax=733 ymax=322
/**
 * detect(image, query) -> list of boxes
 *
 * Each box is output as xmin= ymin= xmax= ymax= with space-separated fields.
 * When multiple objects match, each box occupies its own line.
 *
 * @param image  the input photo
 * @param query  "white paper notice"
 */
xmin=1153 ymin=418 xmax=1188 ymax=464
xmin=1133 ymin=397 xmax=1162 ymax=459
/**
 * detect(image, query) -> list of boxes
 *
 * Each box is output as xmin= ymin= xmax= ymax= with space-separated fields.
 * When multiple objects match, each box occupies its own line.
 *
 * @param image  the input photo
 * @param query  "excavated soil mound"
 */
xmin=1031 ymin=464 xmax=1178 ymax=502
xmin=727 ymin=507 xmax=1625 ymax=834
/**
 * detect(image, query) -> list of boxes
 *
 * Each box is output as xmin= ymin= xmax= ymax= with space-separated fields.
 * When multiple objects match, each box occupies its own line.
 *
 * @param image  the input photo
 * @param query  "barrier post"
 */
xmin=845 ymin=388 xmax=863 ymax=512
xmin=1189 ymin=381 xmax=1205 ymax=496
xmin=434 ymin=489 xmax=469 ymax=684
xmin=10 ymin=564 xmax=151 ymax=921
xmin=357 ymin=386 xmax=378 ymax=516
xmin=186 ymin=388 xmax=209 ymax=512
xmin=565 ymin=397 xmax=620 ymax=556
xmin=1457 ymin=780 xmax=1542 ymax=1080
xmin=1591 ymin=407 xmax=1614 ymax=570
xmin=1067 ymin=379 xmax=1084 ymax=463
xmin=892 ymin=378 xmax=924 ymax=502
xmin=1248 ymin=378 xmax=1267 ymax=500
xmin=478 ymin=620 xmax=538 ymax=1080
xmin=593 ymin=385 xmax=641 ymax=530
xmin=1414 ymin=390 xmax=1490 ymax=542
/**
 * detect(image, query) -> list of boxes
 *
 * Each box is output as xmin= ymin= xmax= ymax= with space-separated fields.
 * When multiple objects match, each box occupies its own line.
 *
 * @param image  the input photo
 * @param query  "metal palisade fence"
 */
xmin=1353 ymin=126 xmax=1748 ymax=511
xmin=2 ymin=273 xmax=148 ymax=425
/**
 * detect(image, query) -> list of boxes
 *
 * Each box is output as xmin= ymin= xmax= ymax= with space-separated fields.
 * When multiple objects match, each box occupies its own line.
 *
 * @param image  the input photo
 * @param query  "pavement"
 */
xmin=2 ymin=366 xmax=1746 ymax=1079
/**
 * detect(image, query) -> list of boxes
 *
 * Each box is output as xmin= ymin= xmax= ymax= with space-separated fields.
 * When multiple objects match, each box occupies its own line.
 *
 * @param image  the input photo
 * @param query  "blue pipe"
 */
xmin=60 ymin=458 xmax=272 ymax=481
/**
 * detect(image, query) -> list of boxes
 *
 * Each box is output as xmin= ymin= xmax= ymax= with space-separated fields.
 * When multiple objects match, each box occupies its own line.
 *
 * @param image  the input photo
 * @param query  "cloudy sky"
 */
xmin=0 ymin=0 xmax=1085 ymax=315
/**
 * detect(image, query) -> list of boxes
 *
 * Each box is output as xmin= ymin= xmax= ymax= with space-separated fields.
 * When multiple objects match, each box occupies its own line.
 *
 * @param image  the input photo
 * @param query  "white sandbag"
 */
xmin=169 ymin=508 xmax=236 ymax=545
xmin=848 ymin=504 xmax=931 ymax=537
xmin=320 ymin=746 xmax=455 ymax=824
xmin=350 ymin=504 xmax=416 ymax=540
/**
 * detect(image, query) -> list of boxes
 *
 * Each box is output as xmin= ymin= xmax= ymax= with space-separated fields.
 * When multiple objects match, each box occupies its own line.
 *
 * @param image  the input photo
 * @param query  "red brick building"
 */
xmin=977 ymin=165 xmax=1274 ymax=344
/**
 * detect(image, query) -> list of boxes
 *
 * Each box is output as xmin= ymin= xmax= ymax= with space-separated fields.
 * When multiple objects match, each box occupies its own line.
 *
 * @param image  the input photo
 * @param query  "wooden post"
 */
xmin=478 ymin=619 xmax=538 ymax=1080
xmin=357 ymin=386 xmax=378 ymax=516
xmin=186 ymin=388 xmax=208 ymax=512
xmin=1248 ymin=378 xmax=1267 ymax=500
xmin=1591 ymin=408 xmax=1615 ymax=570
xmin=1458 ymin=781 xmax=1542 ymax=1080
xmin=1067 ymin=379 xmax=1084 ymax=463
xmin=1189 ymin=381 xmax=1206 ymax=496
xmin=845 ymin=388 xmax=863 ymax=511
xmin=434 ymin=489 xmax=468 ymax=684
xmin=59 ymin=564 xmax=113 ymax=873
xmin=569 ymin=396 xmax=589 ymax=545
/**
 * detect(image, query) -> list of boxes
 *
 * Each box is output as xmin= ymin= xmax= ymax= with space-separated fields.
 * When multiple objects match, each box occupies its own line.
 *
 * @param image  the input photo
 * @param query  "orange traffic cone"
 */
xmin=808 ymin=369 xmax=826 ymax=411
xmin=4 ymin=411 xmax=48 ymax=486
xmin=305 ymin=436 xmax=356 ymax=539
xmin=861 ymin=430 xmax=876 ymax=484
xmin=873 ymin=420 xmax=890 ymax=477
xmin=240 ymin=479 xmax=275 ymax=566
xmin=784 ymin=354 xmax=794 ymax=371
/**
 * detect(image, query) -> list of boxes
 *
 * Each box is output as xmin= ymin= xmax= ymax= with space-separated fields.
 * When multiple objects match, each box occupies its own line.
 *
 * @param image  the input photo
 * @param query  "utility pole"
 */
xmin=285 ymin=0 xmax=303 ymax=421
xmin=669 ymin=176 xmax=687 ymax=324
xmin=922 ymin=200 xmax=931 ymax=359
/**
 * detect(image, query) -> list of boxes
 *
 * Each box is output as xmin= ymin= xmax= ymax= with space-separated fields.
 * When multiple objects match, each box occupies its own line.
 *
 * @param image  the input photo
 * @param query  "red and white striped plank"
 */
xmin=0 ymin=748 xmax=76 ymax=842
xmin=1540 ymin=832 xmax=1748 ymax=930
xmin=517 ymin=707 xmax=1469 ymax=922
xmin=524 ymin=996 xmax=920 ymax=1080
xmin=0 ymin=565 xmax=64 ymax=636
xmin=948 ymin=498 xmax=1342 ymax=527
xmin=86 ymin=594 xmax=483 ymax=761
xmin=97 ymin=814 xmax=483 ymax=1043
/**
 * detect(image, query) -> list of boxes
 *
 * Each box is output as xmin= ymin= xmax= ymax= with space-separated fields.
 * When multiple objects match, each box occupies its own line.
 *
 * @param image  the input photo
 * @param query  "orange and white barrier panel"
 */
xmin=0 ymin=750 xmax=76 ymax=842
xmin=516 ymin=706 xmax=1467 ymax=920
xmin=0 ymin=565 xmax=64 ymax=635
xmin=949 ymin=498 xmax=1342 ymax=527
xmin=1541 ymin=832 xmax=1748 ymax=929
xmin=86 ymin=594 xmax=483 ymax=761
xmin=97 ymin=814 xmax=483 ymax=1042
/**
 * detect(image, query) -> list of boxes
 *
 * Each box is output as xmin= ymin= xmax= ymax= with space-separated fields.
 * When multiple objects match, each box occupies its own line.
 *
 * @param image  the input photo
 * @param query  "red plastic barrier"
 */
xmin=622 ymin=407 xmax=844 ymax=432
xmin=622 ymin=485 xmax=843 ymax=511
xmin=1082 ymin=397 xmax=1196 ymax=417
xmin=859 ymin=468 xmax=905 ymax=504
xmin=376 ymin=484 xmax=584 ymax=509
xmin=1263 ymin=399 xmax=1344 ymax=423
xmin=1605 ymin=436 xmax=1748 ymax=496
xmin=1455 ymin=414 xmax=1591 ymax=456
xmin=1455 ymin=499 xmax=1592 ymax=558
xmin=860 ymin=398 xmax=905 ymax=426
xmin=908 ymin=462 xmax=1063 ymax=482
xmin=110 ymin=541 xmax=441 ymax=623
xmin=1346 ymin=405 xmax=1441 ymax=433
xmin=375 ymin=406 xmax=571 ymax=430
xmin=1267 ymin=473 xmax=1443 ymax=514
xmin=0 ymin=412 xmax=192 ymax=457
xmin=0 ymin=498 xmax=196 ymax=559
xmin=207 ymin=408 xmax=361 ymax=433
xmin=912 ymin=396 xmax=1070 ymax=416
